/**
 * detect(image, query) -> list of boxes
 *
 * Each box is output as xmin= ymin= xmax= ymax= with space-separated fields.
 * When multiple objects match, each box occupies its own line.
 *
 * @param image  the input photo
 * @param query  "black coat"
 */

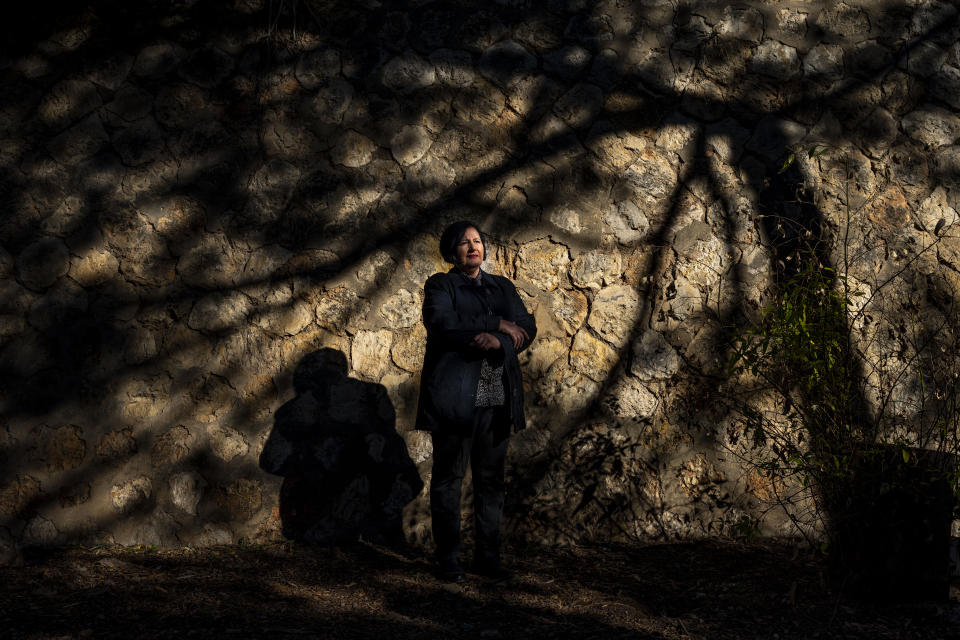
xmin=415 ymin=268 xmax=537 ymax=435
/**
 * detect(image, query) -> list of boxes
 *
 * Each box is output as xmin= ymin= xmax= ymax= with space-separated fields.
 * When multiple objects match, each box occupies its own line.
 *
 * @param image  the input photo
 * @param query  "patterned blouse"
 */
xmin=475 ymin=358 xmax=505 ymax=407
xmin=467 ymin=271 xmax=506 ymax=407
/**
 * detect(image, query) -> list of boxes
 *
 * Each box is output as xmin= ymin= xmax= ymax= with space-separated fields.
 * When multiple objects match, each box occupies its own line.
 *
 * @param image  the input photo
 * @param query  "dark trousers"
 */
xmin=430 ymin=406 xmax=508 ymax=565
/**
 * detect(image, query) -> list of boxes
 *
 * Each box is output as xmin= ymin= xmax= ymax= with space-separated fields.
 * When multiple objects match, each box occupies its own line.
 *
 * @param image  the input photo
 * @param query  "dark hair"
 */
xmin=293 ymin=348 xmax=348 ymax=393
xmin=439 ymin=220 xmax=484 ymax=265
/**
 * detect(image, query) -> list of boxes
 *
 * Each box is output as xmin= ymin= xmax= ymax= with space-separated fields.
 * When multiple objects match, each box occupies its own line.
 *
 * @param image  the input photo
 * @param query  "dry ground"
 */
xmin=3 ymin=539 xmax=959 ymax=639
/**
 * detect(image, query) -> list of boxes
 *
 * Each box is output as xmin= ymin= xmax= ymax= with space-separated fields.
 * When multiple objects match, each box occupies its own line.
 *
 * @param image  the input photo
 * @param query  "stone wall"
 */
xmin=2 ymin=0 xmax=959 ymax=561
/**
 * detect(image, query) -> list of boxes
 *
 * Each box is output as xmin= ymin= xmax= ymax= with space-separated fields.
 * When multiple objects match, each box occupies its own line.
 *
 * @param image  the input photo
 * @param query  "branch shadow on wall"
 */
xmin=1 ymin=0 xmax=959 ymax=558
xmin=500 ymin=0 xmax=960 ymax=543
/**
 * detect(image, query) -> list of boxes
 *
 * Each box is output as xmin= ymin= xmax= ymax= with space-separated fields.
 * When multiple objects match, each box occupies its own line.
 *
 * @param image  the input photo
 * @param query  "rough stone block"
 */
xmin=253 ymin=293 xmax=314 ymax=337
xmin=706 ymin=118 xmax=750 ymax=164
xmin=750 ymin=40 xmax=801 ymax=80
xmin=154 ymin=83 xmax=212 ymax=128
xmin=295 ymin=47 xmax=340 ymax=90
xmin=110 ymin=476 xmax=152 ymax=513
xmin=718 ymin=6 xmax=765 ymax=43
xmin=47 ymin=114 xmax=109 ymax=166
xmin=516 ymin=239 xmax=570 ymax=291
xmin=38 ymin=425 xmax=86 ymax=472
xmin=112 ymin=118 xmax=165 ymax=167
xmin=603 ymin=376 xmax=658 ymax=420
xmin=169 ymin=471 xmax=206 ymax=516
xmin=16 ymin=238 xmax=70 ymax=291
xmin=307 ymin=78 xmax=355 ymax=125
xmin=390 ymin=124 xmax=433 ymax=166
xmin=382 ymin=51 xmax=436 ymax=94
xmin=507 ymin=74 xmax=563 ymax=119
xmin=215 ymin=479 xmax=262 ymax=521
xmin=0 ymin=475 xmax=42 ymax=518
xmin=803 ymin=44 xmax=844 ymax=82
xmin=315 ymin=287 xmax=369 ymax=335
xmin=87 ymin=52 xmax=134 ymax=90
xmin=569 ymin=249 xmax=621 ymax=290
xmin=378 ymin=288 xmax=421 ymax=329
xmin=133 ymin=42 xmax=182 ymax=77
xmin=207 ymin=425 xmax=249 ymax=462
xmin=775 ymin=8 xmax=808 ymax=46
xmin=815 ymin=3 xmax=871 ymax=40
xmin=900 ymin=41 xmax=947 ymax=78
xmin=70 ymin=247 xmax=119 ymax=287
xmin=847 ymin=40 xmax=893 ymax=78
xmin=188 ymin=374 xmax=237 ymax=425
xmin=103 ymin=86 xmax=153 ymax=123
xmin=908 ymin=1 xmax=958 ymax=43
xmin=902 ymin=105 xmax=960 ymax=148
xmin=151 ymin=426 xmax=192 ymax=468
xmin=38 ymin=78 xmax=102 ymax=128
xmin=544 ymin=45 xmax=591 ymax=79
xmin=934 ymin=146 xmax=960 ymax=193
xmin=191 ymin=523 xmax=233 ymax=546
xmin=547 ymin=288 xmax=588 ymax=335
xmin=865 ymin=186 xmax=911 ymax=231
xmin=178 ymin=233 xmax=246 ymax=291
xmin=631 ymin=331 xmax=680 ymax=380
xmin=352 ymin=329 xmax=393 ymax=380
xmin=452 ymin=80 xmax=505 ymax=126
xmin=673 ymin=220 xmax=724 ymax=289
xmin=402 ymin=430 xmax=432 ymax=465
xmin=587 ymin=285 xmax=641 ymax=348
xmin=622 ymin=146 xmax=678 ymax=200
xmin=548 ymin=206 xmax=584 ymax=235
xmin=856 ymin=107 xmax=898 ymax=158
xmin=391 ymin=324 xmax=425 ymax=373
xmin=96 ymin=429 xmax=137 ymax=461
xmin=430 ymin=49 xmax=474 ymax=87
xmin=929 ymin=65 xmax=960 ymax=110
xmin=519 ymin=335 xmax=568 ymax=379
xmin=554 ymin=83 xmax=604 ymax=130
xmin=22 ymin=516 xmax=58 ymax=546
xmin=331 ymin=130 xmax=377 ymax=168
xmin=188 ymin=292 xmax=251 ymax=333
xmin=570 ymin=330 xmax=619 ymax=382
xmin=537 ymin=361 xmax=599 ymax=414
xmin=478 ymin=40 xmax=536 ymax=88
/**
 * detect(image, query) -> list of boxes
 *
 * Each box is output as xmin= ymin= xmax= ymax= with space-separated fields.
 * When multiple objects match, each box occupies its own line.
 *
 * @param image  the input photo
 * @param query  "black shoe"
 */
xmin=440 ymin=569 xmax=467 ymax=583
xmin=438 ymin=558 xmax=467 ymax=584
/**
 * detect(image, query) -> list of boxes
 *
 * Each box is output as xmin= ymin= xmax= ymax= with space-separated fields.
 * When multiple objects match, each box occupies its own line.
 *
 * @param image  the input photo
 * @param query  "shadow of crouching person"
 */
xmin=260 ymin=348 xmax=423 ymax=546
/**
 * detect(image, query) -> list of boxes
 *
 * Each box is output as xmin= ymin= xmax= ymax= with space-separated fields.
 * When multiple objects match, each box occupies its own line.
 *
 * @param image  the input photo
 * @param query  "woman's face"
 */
xmin=454 ymin=227 xmax=484 ymax=274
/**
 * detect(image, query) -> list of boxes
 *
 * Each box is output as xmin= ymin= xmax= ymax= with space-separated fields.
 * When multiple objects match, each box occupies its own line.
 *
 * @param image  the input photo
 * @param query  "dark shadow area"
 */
xmin=260 ymin=348 xmax=422 ymax=544
xmin=2 ymin=540 xmax=959 ymax=639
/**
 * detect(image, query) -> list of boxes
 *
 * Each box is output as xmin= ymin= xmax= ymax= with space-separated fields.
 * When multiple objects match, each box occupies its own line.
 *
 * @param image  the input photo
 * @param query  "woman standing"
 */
xmin=415 ymin=221 xmax=537 ymax=582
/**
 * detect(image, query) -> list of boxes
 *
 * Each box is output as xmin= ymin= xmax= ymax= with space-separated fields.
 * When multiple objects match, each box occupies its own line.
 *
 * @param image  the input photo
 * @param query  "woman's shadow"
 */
xmin=260 ymin=348 xmax=423 ymax=546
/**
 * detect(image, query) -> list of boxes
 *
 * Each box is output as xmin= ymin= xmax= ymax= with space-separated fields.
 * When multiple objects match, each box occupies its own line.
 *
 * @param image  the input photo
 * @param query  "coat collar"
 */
xmin=449 ymin=267 xmax=487 ymax=288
